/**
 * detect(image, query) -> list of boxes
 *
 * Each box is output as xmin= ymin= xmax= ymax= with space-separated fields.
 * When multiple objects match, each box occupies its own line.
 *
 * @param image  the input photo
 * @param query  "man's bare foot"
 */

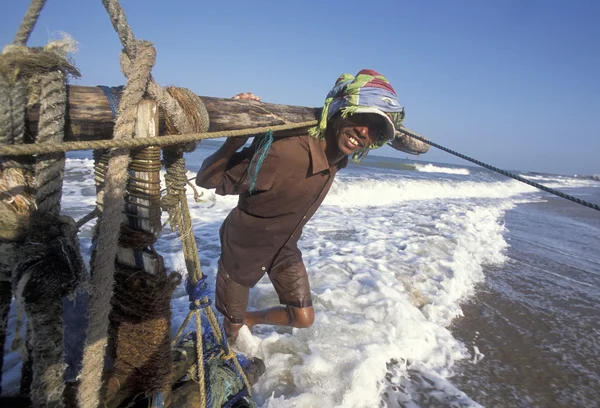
xmin=243 ymin=316 xmax=256 ymax=332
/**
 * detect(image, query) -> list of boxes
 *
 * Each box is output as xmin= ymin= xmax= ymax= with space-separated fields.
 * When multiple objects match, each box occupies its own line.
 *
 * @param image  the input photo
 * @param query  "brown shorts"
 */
xmin=215 ymin=257 xmax=313 ymax=324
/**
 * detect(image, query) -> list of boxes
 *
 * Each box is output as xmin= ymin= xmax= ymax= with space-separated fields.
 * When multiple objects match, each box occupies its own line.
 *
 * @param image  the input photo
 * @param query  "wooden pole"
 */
xmin=24 ymin=85 xmax=429 ymax=154
xmin=25 ymin=86 xmax=319 ymax=142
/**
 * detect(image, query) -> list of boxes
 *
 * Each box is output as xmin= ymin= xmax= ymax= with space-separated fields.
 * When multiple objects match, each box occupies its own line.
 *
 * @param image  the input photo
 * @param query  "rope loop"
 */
xmin=186 ymin=276 xmax=212 ymax=310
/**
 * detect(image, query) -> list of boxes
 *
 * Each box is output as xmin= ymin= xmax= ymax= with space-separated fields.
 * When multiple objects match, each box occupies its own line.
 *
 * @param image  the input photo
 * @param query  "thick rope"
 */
xmin=0 ymin=75 xmax=11 ymax=144
xmin=158 ymin=78 xmax=253 ymax=401
xmin=13 ymin=211 xmax=83 ymax=406
xmin=35 ymin=70 xmax=67 ymax=214
xmin=25 ymin=299 xmax=66 ymax=407
xmin=23 ymin=69 xmax=70 ymax=408
xmin=77 ymin=40 xmax=156 ymax=408
xmin=101 ymin=0 xmax=137 ymax=57
xmin=0 ymin=120 xmax=318 ymax=155
xmin=162 ymin=152 xmax=203 ymax=283
xmin=13 ymin=0 xmax=47 ymax=46
xmin=1 ymin=32 xmax=81 ymax=404
xmin=0 ymin=75 xmax=27 ymax=146
xmin=399 ymin=129 xmax=600 ymax=212
xmin=102 ymin=0 xmax=206 ymax=151
xmin=0 ymin=52 xmax=31 ymax=396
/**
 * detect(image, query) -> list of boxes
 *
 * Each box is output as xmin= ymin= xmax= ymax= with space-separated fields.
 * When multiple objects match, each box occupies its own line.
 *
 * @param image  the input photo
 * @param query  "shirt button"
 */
xmin=261 ymin=266 xmax=266 ymax=271
xmin=303 ymin=216 xmax=306 ymax=219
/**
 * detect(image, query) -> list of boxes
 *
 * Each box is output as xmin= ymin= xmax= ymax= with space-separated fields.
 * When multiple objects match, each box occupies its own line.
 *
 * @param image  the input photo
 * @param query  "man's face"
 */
xmin=332 ymin=113 xmax=387 ymax=156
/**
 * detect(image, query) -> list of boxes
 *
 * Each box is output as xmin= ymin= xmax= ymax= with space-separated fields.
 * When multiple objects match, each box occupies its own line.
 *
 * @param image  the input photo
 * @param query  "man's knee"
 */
xmin=288 ymin=306 xmax=314 ymax=328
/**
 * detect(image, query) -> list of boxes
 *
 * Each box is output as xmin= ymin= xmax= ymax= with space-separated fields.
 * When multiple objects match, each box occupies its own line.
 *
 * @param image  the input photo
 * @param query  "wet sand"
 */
xmin=450 ymin=198 xmax=600 ymax=408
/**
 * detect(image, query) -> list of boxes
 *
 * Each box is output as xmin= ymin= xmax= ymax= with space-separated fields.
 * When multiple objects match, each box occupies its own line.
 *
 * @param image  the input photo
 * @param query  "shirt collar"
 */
xmin=307 ymin=136 xmax=348 ymax=174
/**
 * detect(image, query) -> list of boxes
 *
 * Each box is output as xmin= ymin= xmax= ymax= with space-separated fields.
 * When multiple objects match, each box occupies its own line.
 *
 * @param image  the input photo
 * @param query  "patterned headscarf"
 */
xmin=310 ymin=69 xmax=405 ymax=162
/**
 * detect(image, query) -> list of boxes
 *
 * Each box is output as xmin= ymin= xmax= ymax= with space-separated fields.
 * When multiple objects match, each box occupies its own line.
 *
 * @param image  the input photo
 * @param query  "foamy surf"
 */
xmin=415 ymin=163 xmax=470 ymax=175
xmin=3 ymin=154 xmax=594 ymax=406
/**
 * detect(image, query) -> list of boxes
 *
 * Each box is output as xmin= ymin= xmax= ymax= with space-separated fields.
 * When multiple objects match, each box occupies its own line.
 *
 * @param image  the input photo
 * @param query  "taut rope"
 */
xmin=0 ymin=120 xmax=318 ymax=156
xmin=400 ymin=129 xmax=600 ymax=212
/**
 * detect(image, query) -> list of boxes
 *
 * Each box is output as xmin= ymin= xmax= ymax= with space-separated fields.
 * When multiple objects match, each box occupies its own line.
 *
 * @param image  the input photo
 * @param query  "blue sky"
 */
xmin=2 ymin=0 xmax=599 ymax=175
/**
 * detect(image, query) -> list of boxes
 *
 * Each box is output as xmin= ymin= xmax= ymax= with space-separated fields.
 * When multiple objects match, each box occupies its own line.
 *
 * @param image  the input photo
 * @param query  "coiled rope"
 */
xmin=399 ymin=128 xmax=600 ymax=212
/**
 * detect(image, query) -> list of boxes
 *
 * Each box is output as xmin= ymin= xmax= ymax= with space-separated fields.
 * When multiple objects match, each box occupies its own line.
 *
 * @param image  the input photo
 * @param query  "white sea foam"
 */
xmin=168 ymin=167 xmax=514 ymax=406
xmin=1 ymin=157 xmax=516 ymax=407
xmin=519 ymin=173 xmax=600 ymax=189
xmin=326 ymin=176 xmax=536 ymax=206
xmin=415 ymin=163 xmax=470 ymax=175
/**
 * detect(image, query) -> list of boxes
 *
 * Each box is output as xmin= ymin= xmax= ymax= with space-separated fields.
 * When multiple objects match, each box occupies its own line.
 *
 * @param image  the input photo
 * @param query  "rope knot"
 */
xmin=186 ymin=276 xmax=212 ymax=310
xmin=119 ymin=39 xmax=156 ymax=87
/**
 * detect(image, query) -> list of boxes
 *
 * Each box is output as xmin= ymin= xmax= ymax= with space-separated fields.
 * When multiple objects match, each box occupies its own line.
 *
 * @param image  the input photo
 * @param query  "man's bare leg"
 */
xmin=224 ymin=318 xmax=244 ymax=343
xmin=246 ymin=306 xmax=314 ymax=330
xmin=225 ymin=306 xmax=315 ymax=343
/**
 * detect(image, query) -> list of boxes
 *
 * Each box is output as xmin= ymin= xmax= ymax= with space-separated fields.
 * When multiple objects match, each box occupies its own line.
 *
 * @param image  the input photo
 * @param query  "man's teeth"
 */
xmin=349 ymin=136 xmax=359 ymax=146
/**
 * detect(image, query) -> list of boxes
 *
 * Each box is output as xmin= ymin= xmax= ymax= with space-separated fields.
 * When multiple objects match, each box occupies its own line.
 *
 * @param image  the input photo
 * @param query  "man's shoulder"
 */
xmin=270 ymin=134 xmax=311 ymax=156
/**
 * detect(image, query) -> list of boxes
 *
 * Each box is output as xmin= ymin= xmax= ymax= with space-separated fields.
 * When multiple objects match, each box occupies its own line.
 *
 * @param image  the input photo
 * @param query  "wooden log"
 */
xmin=25 ymin=85 xmax=320 ymax=142
xmin=23 ymin=85 xmax=429 ymax=154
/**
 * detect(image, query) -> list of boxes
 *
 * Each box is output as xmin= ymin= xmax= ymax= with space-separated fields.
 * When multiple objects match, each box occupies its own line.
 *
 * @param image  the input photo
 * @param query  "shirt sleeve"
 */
xmin=214 ymin=147 xmax=251 ymax=196
xmin=215 ymin=144 xmax=277 ymax=196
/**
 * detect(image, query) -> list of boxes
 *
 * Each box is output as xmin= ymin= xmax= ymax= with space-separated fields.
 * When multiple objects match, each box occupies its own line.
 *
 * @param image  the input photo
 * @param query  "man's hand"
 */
xmin=225 ymin=93 xmax=259 ymax=150
xmin=224 ymin=136 xmax=249 ymax=151
xmin=232 ymin=92 xmax=261 ymax=101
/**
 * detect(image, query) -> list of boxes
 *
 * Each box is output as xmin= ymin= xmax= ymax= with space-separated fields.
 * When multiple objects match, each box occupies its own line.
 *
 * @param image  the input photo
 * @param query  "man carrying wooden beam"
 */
xmin=196 ymin=69 xmax=406 ymax=341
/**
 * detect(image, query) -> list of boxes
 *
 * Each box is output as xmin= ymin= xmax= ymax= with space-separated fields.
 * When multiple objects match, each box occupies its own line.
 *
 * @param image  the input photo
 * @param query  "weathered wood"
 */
xmin=24 ymin=85 xmax=430 ymax=154
xmin=25 ymin=85 xmax=320 ymax=142
xmin=116 ymin=99 xmax=163 ymax=274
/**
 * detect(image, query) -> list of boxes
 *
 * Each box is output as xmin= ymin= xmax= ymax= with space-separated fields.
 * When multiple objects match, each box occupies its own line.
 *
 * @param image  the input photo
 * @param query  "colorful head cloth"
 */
xmin=309 ymin=69 xmax=406 ymax=162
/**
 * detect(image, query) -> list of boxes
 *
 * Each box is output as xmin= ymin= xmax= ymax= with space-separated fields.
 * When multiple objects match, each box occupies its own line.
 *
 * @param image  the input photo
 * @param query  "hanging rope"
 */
xmin=396 ymin=129 xmax=600 ymax=212
xmin=13 ymin=65 xmax=85 ymax=408
xmin=13 ymin=0 xmax=47 ymax=46
xmin=76 ymin=37 xmax=156 ymax=408
xmin=1 ymin=3 xmax=84 ymax=402
xmin=78 ymin=1 xmax=233 ymax=406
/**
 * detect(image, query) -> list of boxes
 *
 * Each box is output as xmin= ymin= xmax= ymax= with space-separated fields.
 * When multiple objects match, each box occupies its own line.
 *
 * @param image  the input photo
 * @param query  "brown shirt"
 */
xmin=215 ymin=134 xmax=348 ymax=287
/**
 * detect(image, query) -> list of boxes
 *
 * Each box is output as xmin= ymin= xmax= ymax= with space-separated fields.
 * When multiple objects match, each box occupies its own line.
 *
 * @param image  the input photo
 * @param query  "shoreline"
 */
xmin=450 ymin=264 xmax=600 ymax=408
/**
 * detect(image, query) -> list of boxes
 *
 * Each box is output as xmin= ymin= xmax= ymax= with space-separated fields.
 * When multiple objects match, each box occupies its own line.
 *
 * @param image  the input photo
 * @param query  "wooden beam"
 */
xmin=24 ymin=85 xmax=429 ymax=154
xmin=25 ymin=85 xmax=320 ymax=142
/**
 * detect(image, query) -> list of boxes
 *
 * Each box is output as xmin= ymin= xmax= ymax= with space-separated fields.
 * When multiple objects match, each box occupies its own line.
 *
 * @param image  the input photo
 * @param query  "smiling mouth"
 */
xmin=345 ymin=132 xmax=363 ymax=149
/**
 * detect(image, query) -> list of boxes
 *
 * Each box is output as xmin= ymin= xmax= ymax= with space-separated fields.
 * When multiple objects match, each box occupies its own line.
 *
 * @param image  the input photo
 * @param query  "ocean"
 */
xmin=2 ymin=140 xmax=599 ymax=407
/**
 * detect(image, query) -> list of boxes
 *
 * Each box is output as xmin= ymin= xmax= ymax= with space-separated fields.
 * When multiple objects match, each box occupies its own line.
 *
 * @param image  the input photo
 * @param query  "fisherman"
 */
xmin=196 ymin=69 xmax=406 ymax=341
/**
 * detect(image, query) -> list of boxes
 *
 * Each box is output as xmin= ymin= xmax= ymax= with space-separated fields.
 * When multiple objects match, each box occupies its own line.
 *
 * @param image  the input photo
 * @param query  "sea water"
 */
xmin=2 ymin=140 xmax=599 ymax=407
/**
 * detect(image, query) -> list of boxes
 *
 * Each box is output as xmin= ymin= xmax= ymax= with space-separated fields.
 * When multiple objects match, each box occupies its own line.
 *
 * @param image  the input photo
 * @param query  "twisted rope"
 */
xmin=13 ymin=0 xmax=47 ymax=46
xmin=24 ymin=69 xmax=70 ymax=408
xmin=1 ymin=13 xmax=82 ymax=402
xmin=0 ymin=76 xmax=27 ymax=146
xmin=101 ymin=0 xmax=137 ymax=57
xmin=400 ymin=129 xmax=600 ymax=212
xmin=0 ymin=48 xmax=31 ymax=398
xmin=0 ymin=120 xmax=318 ymax=155
xmin=160 ymin=82 xmax=253 ymax=402
xmin=34 ymin=70 xmax=67 ymax=215
xmin=77 ymin=39 xmax=156 ymax=408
